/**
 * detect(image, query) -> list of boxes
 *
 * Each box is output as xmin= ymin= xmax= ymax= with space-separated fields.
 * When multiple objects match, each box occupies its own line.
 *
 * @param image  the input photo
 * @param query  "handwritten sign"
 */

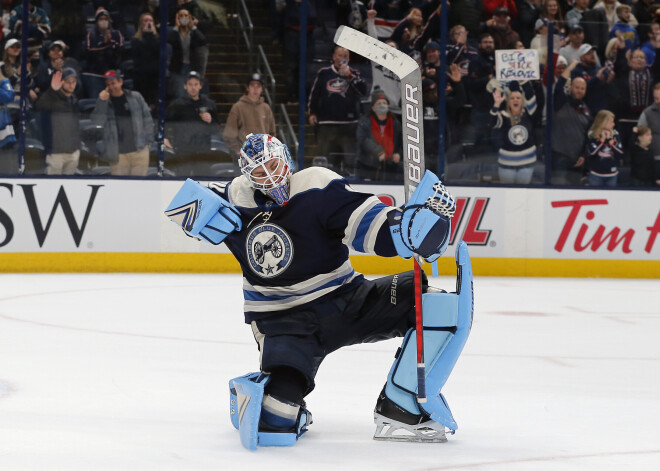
xmin=495 ymin=49 xmax=540 ymax=81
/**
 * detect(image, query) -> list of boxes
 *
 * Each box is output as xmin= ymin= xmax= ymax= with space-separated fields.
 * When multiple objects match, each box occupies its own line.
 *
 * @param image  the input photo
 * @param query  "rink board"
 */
xmin=0 ymin=178 xmax=658 ymax=277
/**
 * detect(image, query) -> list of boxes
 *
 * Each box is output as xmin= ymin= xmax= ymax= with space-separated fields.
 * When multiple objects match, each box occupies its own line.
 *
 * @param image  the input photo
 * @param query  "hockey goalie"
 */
xmin=165 ymin=133 xmax=473 ymax=450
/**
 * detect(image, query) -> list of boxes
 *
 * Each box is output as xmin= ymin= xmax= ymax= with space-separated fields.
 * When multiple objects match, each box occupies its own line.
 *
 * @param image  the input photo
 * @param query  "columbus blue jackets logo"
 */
xmin=508 ymin=125 xmax=529 ymax=146
xmin=246 ymin=223 xmax=293 ymax=277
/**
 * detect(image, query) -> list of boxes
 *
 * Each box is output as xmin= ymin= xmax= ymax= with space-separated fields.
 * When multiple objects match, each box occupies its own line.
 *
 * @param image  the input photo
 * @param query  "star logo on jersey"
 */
xmin=245 ymin=223 xmax=294 ymax=278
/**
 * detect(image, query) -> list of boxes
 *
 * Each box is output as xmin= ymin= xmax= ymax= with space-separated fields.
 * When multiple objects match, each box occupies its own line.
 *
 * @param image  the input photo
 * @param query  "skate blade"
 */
xmin=373 ymin=414 xmax=447 ymax=443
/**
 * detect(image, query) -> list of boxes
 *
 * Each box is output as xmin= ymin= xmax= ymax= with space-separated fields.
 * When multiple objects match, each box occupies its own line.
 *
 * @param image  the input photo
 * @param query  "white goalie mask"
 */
xmin=239 ymin=134 xmax=295 ymax=205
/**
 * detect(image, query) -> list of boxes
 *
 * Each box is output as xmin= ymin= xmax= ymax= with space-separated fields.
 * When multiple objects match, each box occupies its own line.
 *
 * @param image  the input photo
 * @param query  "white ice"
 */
xmin=1 ymin=273 xmax=659 ymax=471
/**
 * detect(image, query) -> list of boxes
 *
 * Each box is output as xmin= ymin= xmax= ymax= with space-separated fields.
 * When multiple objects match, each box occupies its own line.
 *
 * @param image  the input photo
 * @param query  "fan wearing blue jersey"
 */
xmin=165 ymin=133 xmax=473 ymax=449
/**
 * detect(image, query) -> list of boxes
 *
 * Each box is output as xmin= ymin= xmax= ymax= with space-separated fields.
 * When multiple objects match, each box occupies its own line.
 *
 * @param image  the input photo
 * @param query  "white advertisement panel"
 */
xmin=0 ymin=178 xmax=658 ymax=261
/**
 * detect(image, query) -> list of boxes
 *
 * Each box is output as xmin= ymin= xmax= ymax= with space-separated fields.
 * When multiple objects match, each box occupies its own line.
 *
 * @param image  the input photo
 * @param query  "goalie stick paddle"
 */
xmin=333 ymin=26 xmax=428 ymax=403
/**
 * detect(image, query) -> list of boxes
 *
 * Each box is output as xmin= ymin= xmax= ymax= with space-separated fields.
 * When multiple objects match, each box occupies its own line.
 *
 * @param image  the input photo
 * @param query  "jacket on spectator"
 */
xmin=467 ymin=51 xmax=495 ymax=112
xmin=34 ymin=87 xmax=80 ymax=154
xmin=166 ymin=94 xmax=218 ymax=154
xmin=131 ymin=31 xmax=160 ymax=106
xmin=222 ymin=95 xmax=276 ymax=156
xmin=490 ymin=82 xmax=538 ymax=168
xmin=356 ymin=111 xmax=402 ymax=173
xmin=90 ymin=91 xmax=154 ymax=163
xmin=0 ymin=79 xmax=15 ymax=149
xmin=84 ymin=27 xmax=124 ymax=75
xmin=552 ymin=76 xmax=592 ymax=160
xmin=612 ymin=47 xmax=660 ymax=117
xmin=446 ymin=41 xmax=478 ymax=77
xmin=584 ymin=130 xmax=624 ymax=177
xmin=34 ymin=58 xmax=82 ymax=98
xmin=307 ymin=65 xmax=367 ymax=123
xmin=486 ymin=21 xmax=520 ymax=50
xmin=571 ymin=63 xmax=611 ymax=114
xmin=580 ymin=9 xmax=609 ymax=61
xmin=9 ymin=4 xmax=51 ymax=40
xmin=609 ymin=21 xmax=639 ymax=51
xmin=167 ymin=27 xmax=208 ymax=75
xmin=630 ymin=142 xmax=658 ymax=185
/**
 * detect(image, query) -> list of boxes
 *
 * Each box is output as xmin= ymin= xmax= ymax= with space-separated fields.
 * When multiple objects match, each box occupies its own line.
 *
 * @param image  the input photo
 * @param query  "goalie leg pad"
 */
xmin=229 ymin=373 xmax=312 ymax=450
xmin=165 ymin=178 xmax=242 ymax=245
xmin=380 ymin=241 xmax=473 ymax=431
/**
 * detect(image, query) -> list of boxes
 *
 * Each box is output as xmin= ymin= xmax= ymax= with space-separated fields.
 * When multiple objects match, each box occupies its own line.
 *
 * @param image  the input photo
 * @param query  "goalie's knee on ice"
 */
xmin=229 ymin=372 xmax=312 ymax=450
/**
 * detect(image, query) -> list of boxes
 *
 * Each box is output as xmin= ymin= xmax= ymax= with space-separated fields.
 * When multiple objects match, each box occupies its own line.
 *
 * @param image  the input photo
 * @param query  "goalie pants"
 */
xmin=250 ymin=271 xmax=426 ymax=402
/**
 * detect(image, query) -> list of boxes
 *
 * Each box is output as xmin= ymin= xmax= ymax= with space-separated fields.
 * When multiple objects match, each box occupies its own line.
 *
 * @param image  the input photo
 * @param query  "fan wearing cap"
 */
xmin=356 ymin=88 xmax=402 ymax=181
xmin=559 ymin=25 xmax=601 ymax=67
xmin=165 ymin=71 xmax=220 ymax=176
xmin=9 ymin=1 xmax=51 ymax=41
xmin=82 ymin=7 xmax=124 ymax=98
xmin=223 ymin=73 xmax=276 ymax=158
xmin=34 ymin=68 xmax=81 ymax=175
xmin=90 ymin=69 xmax=153 ymax=176
xmin=485 ymin=7 xmax=520 ymax=50
xmin=571 ymin=43 xmax=615 ymax=114
xmin=0 ymin=39 xmax=38 ymax=101
xmin=34 ymin=40 xmax=81 ymax=97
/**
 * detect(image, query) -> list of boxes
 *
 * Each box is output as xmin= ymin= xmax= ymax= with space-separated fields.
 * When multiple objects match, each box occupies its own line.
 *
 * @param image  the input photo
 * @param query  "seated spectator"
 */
xmin=34 ymin=68 xmax=80 ymax=175
xmin=165 ymin=71 xmax=219 ymax=176
xmin=539 ymin=0 xmax=565 ymax=35
xmin=485 ymin=7 xmax=520 ymax=50
xmin=132 ymin=12 xmax=160 ymax=110
xmin=630 ymin=125 xmax=659 ymax=186
xmin=90 ymin=70 xmax=153 ymax=176
xmin=0 ymin=39 xmax=37 ymax=102
xmin=552 ymin=66 xmax=592 ymax=185
xmin=637 ymin=83 xmax=660 ymax=167
xmin=222 ymin=73 xmax=276 ymax=159
xmin=308 ymin=45 xmax=366 ymax=174
xmin=0 ymin=78 xmax=16 ymax=175
xmin=167 ymin=8 xmax=208 ymax=100
xmin=82 ymin=7 xmax=124 ymax=99
xmin=390 ymin=7 xmax=423 ymax=54
xmin=34 ymin=40 xmax=82 ymax=99
xmin=609 ymin=5 xmax=639 ymax=52
xmin=490 ymin=81 xmax=538 ymax=184
xmin=560 ymin=25 xmax=601 ymax=67
xmin=571 ymin=43 xmax=615 ymax=114
xmin=9 ymin=0 xmax=50 ymax=42
xmin=583 ymin=109 xmax=624 ymax=187
xmin=593 ymin=0 xmax=638 ymax=32
xmin=446 ymin=25 xmax=477 ymax=78
xmin=356 ymin=88 xmax=402 ymax=181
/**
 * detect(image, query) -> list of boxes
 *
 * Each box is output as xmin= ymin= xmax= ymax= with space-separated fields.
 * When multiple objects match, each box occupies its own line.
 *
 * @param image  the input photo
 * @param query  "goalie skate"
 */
xmin=373 ymin=389 xmax=447 ymax=443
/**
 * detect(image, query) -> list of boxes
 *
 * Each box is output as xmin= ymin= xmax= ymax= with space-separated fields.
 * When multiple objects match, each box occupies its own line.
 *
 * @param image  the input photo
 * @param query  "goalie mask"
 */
xmin=239 ymin=134 xmax=295 ymax=205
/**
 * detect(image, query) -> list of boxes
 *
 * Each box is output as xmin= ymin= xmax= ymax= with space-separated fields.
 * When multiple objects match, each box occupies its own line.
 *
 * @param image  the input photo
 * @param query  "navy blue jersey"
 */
xmin=216 ymin=167 xmax=397 ymax=322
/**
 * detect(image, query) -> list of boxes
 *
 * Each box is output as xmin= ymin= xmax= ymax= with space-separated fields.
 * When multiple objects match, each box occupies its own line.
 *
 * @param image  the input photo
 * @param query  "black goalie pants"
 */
xmin=250 ymin=270 xmax=425 ymax=401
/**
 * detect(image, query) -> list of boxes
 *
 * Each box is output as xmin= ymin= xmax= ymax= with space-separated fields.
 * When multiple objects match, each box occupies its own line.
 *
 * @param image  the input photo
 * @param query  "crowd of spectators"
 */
xmin=295 ymin=0 xmax=660 ymax=186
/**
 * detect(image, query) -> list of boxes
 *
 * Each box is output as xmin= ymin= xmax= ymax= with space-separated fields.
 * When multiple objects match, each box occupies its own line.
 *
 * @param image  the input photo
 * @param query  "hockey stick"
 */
xmin=334 ymin=26 xmax=428 ymax=403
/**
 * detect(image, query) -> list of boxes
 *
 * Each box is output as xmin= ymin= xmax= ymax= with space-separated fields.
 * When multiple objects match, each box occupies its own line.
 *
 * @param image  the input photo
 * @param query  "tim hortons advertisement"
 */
xmin=0 ymin=179 xmax=658 ymax=261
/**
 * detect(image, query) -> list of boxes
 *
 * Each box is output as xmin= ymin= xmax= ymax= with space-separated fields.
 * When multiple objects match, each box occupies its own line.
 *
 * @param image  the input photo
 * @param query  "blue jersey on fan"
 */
xmin=215 ymin=167 xmax=397 ymax=322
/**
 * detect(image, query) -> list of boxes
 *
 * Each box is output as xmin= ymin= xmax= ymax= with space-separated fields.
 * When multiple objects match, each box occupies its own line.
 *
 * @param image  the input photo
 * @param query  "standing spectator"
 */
xmin=167 ymin=8 xmax=208 ymax=100
xmin=583 ymin=109 xmax=624 ymax=187
xmin=560 ymin=25 xmax=600 ymax=66
xmin=486 ymin=7 xmax=520 ymax=50
xmin=637 ymin=83 xmax=660 ymax=166
xmin=640 ymin=22 xmax=660 ymax=67
xmin=539 ymin=0 xmax=566 ymax=35
xmin=222 ymin=73 xmax=276 ymax=159
xmin=170 ymin=0 xmax=213 ymax=35
xmin=91 ymin=70 xmax=154 ymax=176
xmin=132 ymin=12 xmax=160 ymax=110
xmin=446 ymin=25 xmax=477 ymax=78
xmin=593 ymin=0 xmax=638 ymax=32
xmin=571 ymin=43 xmax=615 ymax=114
xmin=8 ymin=0 xmax=50 ymax=42
xmin=0 ymin=38 xmax=37 ymax=101
xmin=34 ymin=40 xmax=81 ymax=98
xmin=307 ymin=45 xmax=367 ymax=174
xmin=552 ymin=69 xmax=592 ymax=185
xmin=580 ymin=1 xmax=609 ymax=60
xmin=490 ymin=81 xmax=539 ymax=184
xmin=390 ymin=7 xmax=423 ymax=54
xmin=609 ymin=5 xmax=639 ymax=52
xmin=82 ymin=7 xmax=124 ymax=99
xmin=0 ymin=77 xmax=16 ymax=174
xmin=421 ymin=41 xmax=441 ymax=82
xmin=517 ymin=0 xmax=541 ymax=47
xmin=34 ymin=68 xmax=80 ymax=175
xmin=466 ymin=33 xmax=496 ymax=147
xmin=165 ymin=71 xmax=220 ymax=177
xmin=630 ymin=125 xmax=659 ymax=186
xmin=356 ymin=87 xmax=402 ymax=181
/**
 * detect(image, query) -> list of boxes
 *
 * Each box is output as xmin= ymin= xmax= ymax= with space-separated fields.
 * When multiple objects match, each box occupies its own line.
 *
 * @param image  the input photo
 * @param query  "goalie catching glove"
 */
xmin=164 ymin=178 xmax=242 ymax=244
xmin=389 ymin=171 xmax=456 ymax=263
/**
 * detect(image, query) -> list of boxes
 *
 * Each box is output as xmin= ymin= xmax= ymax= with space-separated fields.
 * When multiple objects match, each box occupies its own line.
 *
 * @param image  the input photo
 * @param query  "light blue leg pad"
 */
xmin=229 ymin=372 xmax=311 ymax=450
xmin=384 ymin=241 xmax=474 ymax=431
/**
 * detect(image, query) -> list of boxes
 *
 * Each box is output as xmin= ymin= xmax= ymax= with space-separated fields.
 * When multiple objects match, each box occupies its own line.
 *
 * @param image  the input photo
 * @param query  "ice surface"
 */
xmin=1 ymin=273 xmax=659 ymax=470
